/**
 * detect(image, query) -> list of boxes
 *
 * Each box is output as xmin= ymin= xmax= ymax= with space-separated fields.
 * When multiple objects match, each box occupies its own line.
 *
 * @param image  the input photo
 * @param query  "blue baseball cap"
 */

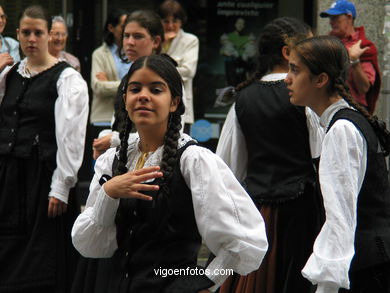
xmin=320 ymin=0 xmax=356 ymax=18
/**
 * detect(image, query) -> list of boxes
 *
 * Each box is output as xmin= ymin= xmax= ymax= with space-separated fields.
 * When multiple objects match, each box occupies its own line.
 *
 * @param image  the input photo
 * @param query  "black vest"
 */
xmin=235 ymin=80 xmax=315 ymax=204
xmin=327 ymin=109 xmax=390 ymax=271
xmin=0 ymin=61 xmax=70 ymax=168
xmin=109 ymin=141 xmax=202 ymax=293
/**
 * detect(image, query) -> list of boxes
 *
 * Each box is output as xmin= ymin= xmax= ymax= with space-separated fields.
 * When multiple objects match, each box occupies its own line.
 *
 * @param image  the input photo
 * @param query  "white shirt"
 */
xmin=71 ymin=133 xmax=268 ymax=290
xmin=216 ymin=73 xmax=324 ymax=181
xmin=302 ymin=99 xmax=367 ymax=293
xmin=0 ymin=59 xmax=89 ymax=204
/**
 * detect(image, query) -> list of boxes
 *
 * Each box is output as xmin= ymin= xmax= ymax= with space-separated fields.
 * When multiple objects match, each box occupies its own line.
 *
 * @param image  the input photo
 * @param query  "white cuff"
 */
xmin=206 ymin=248 xmax=234 ymax=290
xmin=98 ymin=128 xmax=112 ymax=138
xmin=110 ymin=131 xmax=120 ymax=148
xmin=49 ymin=180 xmax=70 ymax=203
xmin=316 ymin=282 xmax=340 ymax=293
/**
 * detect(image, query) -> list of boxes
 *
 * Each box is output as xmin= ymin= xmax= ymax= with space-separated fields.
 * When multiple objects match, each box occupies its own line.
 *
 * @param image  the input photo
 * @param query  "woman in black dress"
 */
xmin=0 ymin=5 xmax=88 ymax=292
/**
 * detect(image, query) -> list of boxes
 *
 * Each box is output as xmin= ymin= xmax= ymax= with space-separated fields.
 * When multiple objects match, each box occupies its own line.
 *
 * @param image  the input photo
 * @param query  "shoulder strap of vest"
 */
xmin=176 ymin=139 xmax=198 ymax=158
xmin=327 ymin=108 xmax=378 ymax=151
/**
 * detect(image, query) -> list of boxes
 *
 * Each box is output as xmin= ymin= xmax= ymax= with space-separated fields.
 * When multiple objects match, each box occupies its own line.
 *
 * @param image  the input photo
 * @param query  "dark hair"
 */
xmin=158 ymin=0 xmax=187 ymax=24
xmin=114 ymin=54 xmax=184 ymax=189
xmin=231 ymin=17 xmax=311 ymax=95
xmin=19 ymin=5 xmax=51 ymax=31
xmin=293 ymin=35 xmax=390 ymax=155
xmin=104 ymin=8 xmax=127 ymax=46
xmin=119 ymin=9 xmax=165 ymax=62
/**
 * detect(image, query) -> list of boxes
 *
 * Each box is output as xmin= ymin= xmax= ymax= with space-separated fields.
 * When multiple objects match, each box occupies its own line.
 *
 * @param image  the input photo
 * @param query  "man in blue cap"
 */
xmin=320 ymin=0 xmax=381 ymax=114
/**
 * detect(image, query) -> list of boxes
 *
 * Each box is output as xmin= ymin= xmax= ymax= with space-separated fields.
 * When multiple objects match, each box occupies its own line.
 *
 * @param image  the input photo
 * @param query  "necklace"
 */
xmin=135 ymin=152 xmax=150 ymax=170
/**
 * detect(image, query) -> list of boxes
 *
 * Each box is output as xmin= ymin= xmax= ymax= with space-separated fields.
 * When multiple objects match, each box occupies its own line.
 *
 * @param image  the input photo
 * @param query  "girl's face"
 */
xmin=124 ymin=66 xmax=179 ymax=130
xmin=17 ymin=17 xmax=49 ymax=59
xmin=123 ymin=21 xmax=161 ymax=62
xmin=285 ymin=50 xmax=318 ymax=107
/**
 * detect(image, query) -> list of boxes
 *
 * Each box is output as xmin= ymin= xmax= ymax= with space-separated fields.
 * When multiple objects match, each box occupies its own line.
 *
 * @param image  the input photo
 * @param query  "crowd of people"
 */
xmin=0 ymin=0 xmax=389 ymax=293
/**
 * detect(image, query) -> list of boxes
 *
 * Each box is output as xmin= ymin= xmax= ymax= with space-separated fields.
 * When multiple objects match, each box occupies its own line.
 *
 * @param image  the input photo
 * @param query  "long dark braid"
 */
xmin=113 ymin=116 xmax=133 ymax=176
xmin=233 ymin=17 xmax=311 ymax=94
xmin=334 ymin=78 xmax=390 ymax=155
xmin=293 ymin=35 xmax=390 ymax=156
xmin=160 ymin=112 xmax=182 ymax=184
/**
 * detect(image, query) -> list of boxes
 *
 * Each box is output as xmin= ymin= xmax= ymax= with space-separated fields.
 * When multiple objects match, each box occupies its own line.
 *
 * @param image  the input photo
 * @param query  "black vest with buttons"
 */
xmin=109 ymin=141 xmax=202 ymax=293
xmin=0 ymin=61 xmax=69 ymax=168
xmin=235 ymin=80 xmax=315 ymax=204
xmin=327 ymin=109 xmax=390 ymax=271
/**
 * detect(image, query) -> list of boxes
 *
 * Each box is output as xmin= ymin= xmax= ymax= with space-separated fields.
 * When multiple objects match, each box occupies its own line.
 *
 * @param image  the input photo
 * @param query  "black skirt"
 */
xmin=0 ymin=148 xmax=80 ymax=292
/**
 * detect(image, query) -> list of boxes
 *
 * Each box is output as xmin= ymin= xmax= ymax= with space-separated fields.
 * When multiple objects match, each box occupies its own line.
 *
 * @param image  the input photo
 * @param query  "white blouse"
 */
xmin=0 ymin=59 xmax=89 ymax=204
xmin=302 ymin=99 xmax=367 ymax=293
xmin=71 ymin=133 xmax=268 ymax=290
xmin=216 ymin=73 xmax=324 ymax=181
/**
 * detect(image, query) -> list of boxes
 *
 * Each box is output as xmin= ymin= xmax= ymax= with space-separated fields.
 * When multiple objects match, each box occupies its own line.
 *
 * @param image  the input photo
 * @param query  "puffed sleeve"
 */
xmin=91 ymin=48 xmax=120 ymax=97
xmin=216 ymin=103 xmax=247 ymax=182
xmin=302 ymin=120 xmax=367 ymax=293
xmin=71 ymin=147 xmax=120 ymax=257
xmin=49 ymin=68 xmax=89 ymax=203
xmin=181 ymin=145 xmax=268 ymax=289
xmin=175 ymin=32 xmax=199 ymax=82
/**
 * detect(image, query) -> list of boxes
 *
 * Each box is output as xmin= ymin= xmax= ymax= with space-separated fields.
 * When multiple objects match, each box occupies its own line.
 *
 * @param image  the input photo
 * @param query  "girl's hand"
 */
xmin=48 ymin=197 xmax=68 ymax=218
xmin=104 ymin=166 xmax=163 ymax=200
xmin=92 ymin=134 xmax=112 ymax=159
xmin=96 ymin=71 xmax=108 ymax=81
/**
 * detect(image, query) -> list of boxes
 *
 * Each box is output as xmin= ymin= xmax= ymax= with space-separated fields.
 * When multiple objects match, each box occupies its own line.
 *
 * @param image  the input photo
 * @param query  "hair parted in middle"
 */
xmin=114 ymin=54 xmax=185 ymax=180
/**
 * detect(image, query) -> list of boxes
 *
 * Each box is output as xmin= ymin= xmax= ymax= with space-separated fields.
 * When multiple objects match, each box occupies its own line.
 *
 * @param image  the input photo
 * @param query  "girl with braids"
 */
xmin=92 ymin=9 xmax=164 ymax=159
xmin=217 ymin=17 xmax=323 ymax=293
xmin=285 ymin=35 xmax=390 ymax=293
xmin=72 ymin=54 xmax=268 ymax=293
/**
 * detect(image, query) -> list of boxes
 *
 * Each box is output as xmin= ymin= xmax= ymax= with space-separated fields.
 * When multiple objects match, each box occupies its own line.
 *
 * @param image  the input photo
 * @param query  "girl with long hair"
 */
xmin=285 ymin=35 xmax=390 ymax=293
xmin=72 ymin=54 xmax=268 ymax=293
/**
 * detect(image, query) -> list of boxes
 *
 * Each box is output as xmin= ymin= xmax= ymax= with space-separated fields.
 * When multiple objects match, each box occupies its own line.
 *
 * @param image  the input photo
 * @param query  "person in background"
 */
xmin=72 ymin=54 xmax=268 ymax=293
xmin=158 ymin=0 xmax=199 ymax=132
xmin=320 ymin=0 xmax=380 ymax=114
xmin=0 ymin=4 xmax=20 ymax=69
xmin=285 ymin=35 xmax=390 ymax=293
xmin=49 ymin=15 xmax=81 ymax=72
xmin=89 ymin=9 xmax=128 ymax=141
xmin=92 ymin=10 xmax=165 ymax=159
xmin=0 ymin=5 xmax=88 ymax=292
xmin=217 ymin=17 xmax=323 ymax=293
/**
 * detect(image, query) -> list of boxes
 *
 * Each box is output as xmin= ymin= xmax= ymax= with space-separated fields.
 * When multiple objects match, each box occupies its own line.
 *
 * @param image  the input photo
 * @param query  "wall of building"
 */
xmin=316 ymin=0 xmax=387 ymax=119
